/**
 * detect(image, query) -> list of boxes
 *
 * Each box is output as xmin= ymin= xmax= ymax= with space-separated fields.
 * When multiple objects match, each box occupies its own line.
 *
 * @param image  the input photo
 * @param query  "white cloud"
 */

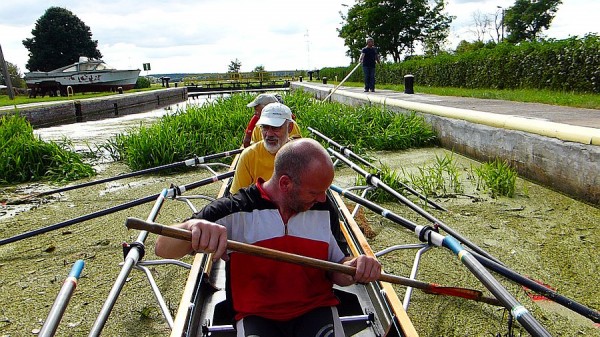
xmin=1 ymin=0 xmax=598 ymax=75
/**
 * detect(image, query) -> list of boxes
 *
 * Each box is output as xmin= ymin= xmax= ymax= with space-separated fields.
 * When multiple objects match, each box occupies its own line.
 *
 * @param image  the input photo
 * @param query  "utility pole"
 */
xmin=0 ymin=43 xmax=15 ymax=100
xmin=497 ymin=6 xmax=505 ymax=42
xmin=304 ymin=29 xmax=311 ymax=71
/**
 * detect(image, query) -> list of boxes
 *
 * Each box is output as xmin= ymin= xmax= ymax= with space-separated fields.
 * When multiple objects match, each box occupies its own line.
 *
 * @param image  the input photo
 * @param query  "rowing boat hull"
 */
xmin=169 ymin=154 xmax=418 ymax=337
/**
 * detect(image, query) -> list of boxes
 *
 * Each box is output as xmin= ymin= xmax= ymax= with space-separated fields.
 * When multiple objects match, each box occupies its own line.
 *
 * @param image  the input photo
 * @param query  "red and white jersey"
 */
xmin=192 ymin=182 xmax=346 ymax=321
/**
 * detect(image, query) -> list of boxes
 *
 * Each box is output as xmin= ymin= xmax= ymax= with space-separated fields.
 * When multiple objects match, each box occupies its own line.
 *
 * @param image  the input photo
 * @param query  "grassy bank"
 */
xmin=326 ymin=81 xmax=600 ymax=110
xmin=4 ymin=82 xmax=600 ymax=110
xmin=0 ymin=85 xmax=163 ymax=107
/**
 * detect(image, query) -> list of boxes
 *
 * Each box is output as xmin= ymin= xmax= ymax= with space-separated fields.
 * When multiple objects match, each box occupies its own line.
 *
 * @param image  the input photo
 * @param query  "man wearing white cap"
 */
xmin=243 ymin=94 xmax=280 ymax=147
xmin=230 ymin=103 xmax=298 ymax=194
xmin=243 ymin=94 xmax=301 ymax=147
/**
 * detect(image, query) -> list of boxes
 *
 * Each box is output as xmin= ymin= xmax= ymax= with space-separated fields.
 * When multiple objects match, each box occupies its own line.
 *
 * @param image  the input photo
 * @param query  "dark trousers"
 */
xmin=363 ymin=66 xmax=376 ymax=91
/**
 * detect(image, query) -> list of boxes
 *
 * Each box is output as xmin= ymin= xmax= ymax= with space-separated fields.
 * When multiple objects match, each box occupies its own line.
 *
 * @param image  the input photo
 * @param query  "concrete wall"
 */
xmin=292 ymin=83 xmax=600 ymax=205
xmin=1 ymin=87 xmax=187 ymax=128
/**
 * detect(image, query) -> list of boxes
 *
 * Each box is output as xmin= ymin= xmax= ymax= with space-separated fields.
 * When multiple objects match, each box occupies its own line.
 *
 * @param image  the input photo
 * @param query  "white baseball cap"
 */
xmin=256 ymin=103 xmax=292 ymax=127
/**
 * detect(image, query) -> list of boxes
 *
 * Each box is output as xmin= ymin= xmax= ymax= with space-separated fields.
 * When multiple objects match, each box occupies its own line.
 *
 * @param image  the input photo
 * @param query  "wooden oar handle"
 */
xmin=125 ymin=217 xmax=501 ymax=306
xmin=125 ymin=217 xmax=360 ymax=276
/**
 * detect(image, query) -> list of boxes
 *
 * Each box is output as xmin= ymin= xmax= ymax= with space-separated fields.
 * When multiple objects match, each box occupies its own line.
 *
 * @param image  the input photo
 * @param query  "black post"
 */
xmin=322 ymin=77 xmax=327 ymax=84
xmin=299 ymin=76 xmax=303 ymax=82
xmin=74 ymin=101 xmax=82 ymax=122
xmin=404 ymin=74 xmax=414 ymax=94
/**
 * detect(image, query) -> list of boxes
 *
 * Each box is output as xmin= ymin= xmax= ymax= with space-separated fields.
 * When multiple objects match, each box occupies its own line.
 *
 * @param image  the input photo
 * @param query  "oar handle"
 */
xmin=125 ymin=217 xmax=501 ymax=306
xmin=125 ymin=217 xmax=363 ymax=277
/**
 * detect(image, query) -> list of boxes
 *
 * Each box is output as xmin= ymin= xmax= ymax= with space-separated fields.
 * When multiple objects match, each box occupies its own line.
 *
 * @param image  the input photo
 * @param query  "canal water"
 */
xmin=33 ymin=97 xmax=210 ymax=150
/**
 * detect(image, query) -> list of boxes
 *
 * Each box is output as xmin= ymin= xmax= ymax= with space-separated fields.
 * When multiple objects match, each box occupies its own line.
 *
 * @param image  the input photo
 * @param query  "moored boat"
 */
xmin=24 ymin=57 xmax=140 ymax=96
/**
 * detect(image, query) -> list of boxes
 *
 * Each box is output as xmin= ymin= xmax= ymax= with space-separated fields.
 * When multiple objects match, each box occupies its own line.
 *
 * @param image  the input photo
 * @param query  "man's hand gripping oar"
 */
xmin=125 ymin=217 xmax=501 ymax=306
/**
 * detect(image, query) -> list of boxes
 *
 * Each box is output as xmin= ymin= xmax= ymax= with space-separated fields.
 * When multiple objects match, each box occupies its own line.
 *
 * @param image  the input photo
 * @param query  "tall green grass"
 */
xmin=473 ymin=158 xmax=517 ymax=197
xmin=112 ymin=94 xmax=253 ymax=170
xmin=0 ymin=114 xmax=95 ymax=184
xmin=406 ymin=152 xmax=464 ymax=198
xmin=110 ymin=90 xmax=438 ymax=170
xmin=288 ymin=90 xmax=437 ymax=152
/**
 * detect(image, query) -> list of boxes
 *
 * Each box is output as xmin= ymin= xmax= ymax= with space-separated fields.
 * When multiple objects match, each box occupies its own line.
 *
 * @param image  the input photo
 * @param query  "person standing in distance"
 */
xmin=359 ymin=37 xmax=380 ymax=92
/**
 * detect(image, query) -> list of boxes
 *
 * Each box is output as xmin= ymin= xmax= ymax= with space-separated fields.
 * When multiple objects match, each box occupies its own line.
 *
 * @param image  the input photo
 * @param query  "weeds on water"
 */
xmin=406 ymin=152 xmax=464 ymax=199
xmin=473 ymin=159 xmax=517 ymax=197
xmin=0 ymin=114 xmax=95 ymax=184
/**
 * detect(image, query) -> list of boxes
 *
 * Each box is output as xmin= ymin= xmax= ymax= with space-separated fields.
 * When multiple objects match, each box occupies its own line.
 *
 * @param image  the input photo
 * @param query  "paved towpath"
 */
xmin=308 ymin=82 xmax=600 ymax=129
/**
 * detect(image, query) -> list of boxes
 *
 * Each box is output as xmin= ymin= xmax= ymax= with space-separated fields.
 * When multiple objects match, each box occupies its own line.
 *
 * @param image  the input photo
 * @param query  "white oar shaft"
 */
xmin=322 ymin=63 xmax=361 ymax=102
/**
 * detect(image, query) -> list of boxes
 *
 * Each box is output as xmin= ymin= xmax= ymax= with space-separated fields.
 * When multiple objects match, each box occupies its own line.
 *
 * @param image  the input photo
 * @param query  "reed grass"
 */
xmin=289 ymin=90 xmax=437 ymax=152
xmin=473 ymin=158 xmax=517 ymax=197
xmin=0 ymin=114 xmax=95 ymax=184
xmin=405 ymin=152 xmax=464 ymax=199
xmin=110 ymin=90 xmax=437 ymax=170
xmin=111 ymin=94 xmax=253 ymax=170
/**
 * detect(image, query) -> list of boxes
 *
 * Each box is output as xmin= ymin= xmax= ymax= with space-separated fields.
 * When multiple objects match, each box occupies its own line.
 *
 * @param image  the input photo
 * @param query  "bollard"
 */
xmin=308 ymin=71 xmax=314 ymax=81
xmin=404 ymin=74 xmax=414 ymax=94
xmin=322 ymin=77 xmax=328 ymax=84
xmin=117 ymin=86 xmax=123 ymax=94
xmin=299 ymin=76 xmax=303 ymax=82
xmin=74 ymin=101 xmax=82 ymax=123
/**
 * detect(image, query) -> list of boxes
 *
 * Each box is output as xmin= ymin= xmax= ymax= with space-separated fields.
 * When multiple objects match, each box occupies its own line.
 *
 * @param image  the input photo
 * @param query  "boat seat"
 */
xmin=199 ymin=288 xmax=376 ymax=337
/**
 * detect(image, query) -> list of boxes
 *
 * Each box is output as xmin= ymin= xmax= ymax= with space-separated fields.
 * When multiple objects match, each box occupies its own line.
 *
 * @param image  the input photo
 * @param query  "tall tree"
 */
xmin=338 ymin=0 xmax=453 ymax=62
xmin=504 ymin=0 xmax=562 ymax=43
xmin=23 ymin=7 xmax=102 ymax=72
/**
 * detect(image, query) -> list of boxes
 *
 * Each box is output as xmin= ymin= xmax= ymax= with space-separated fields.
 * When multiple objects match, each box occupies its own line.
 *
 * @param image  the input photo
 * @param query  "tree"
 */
xmin=0 ymin=61 xmax=26 ymax=88
xmin=228 ymin=58 xmax=242 ymax=73
xmin=504 ymin=0 xmax=562 ymax=43
xmin=338 ymin=0 xmax=454 ymax=62
xmin=23 ymin=7 xmax=102 ymax=72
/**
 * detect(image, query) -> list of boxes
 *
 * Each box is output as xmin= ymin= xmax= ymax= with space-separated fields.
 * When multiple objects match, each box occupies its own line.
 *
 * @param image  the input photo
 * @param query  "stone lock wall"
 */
xmin=2 ymin=87 xmax=187 ymax=128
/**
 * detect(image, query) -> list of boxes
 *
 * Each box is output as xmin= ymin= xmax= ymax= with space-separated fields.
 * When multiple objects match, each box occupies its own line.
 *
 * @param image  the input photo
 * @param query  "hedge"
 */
xmin=320 ymin=34 xmax=600 ymax=94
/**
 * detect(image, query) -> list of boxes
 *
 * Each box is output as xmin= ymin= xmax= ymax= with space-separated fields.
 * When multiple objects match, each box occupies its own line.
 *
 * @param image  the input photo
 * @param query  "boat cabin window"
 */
xmin=80 ymin=63 xmax=98 ymax=71
xmin=95 ymin=63 xmax=112 ymax=70
xmin=62 ymin=65 xmax=78 ymax=72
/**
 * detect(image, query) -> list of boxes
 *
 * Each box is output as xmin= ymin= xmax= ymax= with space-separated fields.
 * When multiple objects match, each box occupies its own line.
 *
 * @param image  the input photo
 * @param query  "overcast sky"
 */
xmin=1 ymin=0 xmax=598 ymax=75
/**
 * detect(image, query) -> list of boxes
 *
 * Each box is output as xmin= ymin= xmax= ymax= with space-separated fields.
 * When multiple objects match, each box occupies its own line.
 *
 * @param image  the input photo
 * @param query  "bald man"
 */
xmin=155 ymin=138 xmax=382 ymax=337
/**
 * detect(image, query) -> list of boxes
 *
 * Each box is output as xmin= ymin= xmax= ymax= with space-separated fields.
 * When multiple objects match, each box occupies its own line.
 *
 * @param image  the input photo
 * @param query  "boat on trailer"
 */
xmin=24 ymin=56 xmax=140 ymax=96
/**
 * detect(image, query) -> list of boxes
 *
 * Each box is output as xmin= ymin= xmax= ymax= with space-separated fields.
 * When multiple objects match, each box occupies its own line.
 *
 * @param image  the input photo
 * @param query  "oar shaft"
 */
xmin=332 ymin=185 xmax=600 ymax=325
xmin=35 ymin=149 xmax=242 ymax=198
xmin=329 ymin=153 xmax=498 ymax=264
xmin=322 ymin=63 xmax=361 ymax=102
xmin=473 ymin=251 xmax=600 ymax=323
xmin=125 ymin=218 xmax=500 ymax=305
xmin=39 ymin=260 xmax=85 ymax=337
xmin=308 ymin=127 xmax=377 ymax=170
xmin=443 ymin=237 xmax=551 ymax=337
xmin=0 ymin=171 xmax=234 ymax=246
